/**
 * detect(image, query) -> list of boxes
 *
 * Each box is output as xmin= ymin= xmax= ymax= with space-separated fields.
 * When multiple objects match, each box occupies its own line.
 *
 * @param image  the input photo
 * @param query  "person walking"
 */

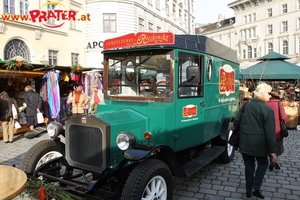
xmin=234 ymin=83 xmax=278 ymax=199
xmin=266 ymin=91 xmax=288 ymax=171
xmin=23 ymin=85 xmax=42 ymax=130
xmin=0 ymin=91 xmax=18 ymax=143
xmin=67 ymin=82 xmax=90 ymax=115
xmin=90 ymin=84 xmax=103 ymax=114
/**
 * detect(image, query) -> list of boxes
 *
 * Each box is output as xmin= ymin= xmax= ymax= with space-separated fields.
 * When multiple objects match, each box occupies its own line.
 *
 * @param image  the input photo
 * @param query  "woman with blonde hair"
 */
xmin=234 ymin=83 xmax=277 ymax=199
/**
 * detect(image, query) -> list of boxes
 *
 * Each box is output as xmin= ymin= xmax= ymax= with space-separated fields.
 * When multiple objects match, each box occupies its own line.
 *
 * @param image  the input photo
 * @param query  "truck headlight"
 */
xmin=116 ymin=132 xmax=136 ymax=150
xmin=47 ymin=122 xmax=64 ymax=138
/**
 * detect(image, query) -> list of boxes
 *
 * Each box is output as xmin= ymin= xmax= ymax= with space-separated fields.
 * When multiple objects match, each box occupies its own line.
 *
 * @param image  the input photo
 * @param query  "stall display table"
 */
xmin=0 ymin=165 xmax=27 ymax=200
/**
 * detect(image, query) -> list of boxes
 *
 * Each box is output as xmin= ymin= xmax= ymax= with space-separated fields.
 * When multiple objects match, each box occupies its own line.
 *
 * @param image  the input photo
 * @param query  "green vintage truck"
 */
xmin=21 ymin=32 xmax=240 ymax=200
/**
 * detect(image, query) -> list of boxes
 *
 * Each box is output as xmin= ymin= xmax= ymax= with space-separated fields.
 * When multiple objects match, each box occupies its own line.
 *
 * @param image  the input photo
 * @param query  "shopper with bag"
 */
xmin=234 ymin=83 xmax=277 ymax=199
xmin=266 ymin=91 xmax=288 ymax=171
xmin=0 ymin=91 xmax=18 ymax=143
xmin=23 ymin=85 xmax=42 ymax=130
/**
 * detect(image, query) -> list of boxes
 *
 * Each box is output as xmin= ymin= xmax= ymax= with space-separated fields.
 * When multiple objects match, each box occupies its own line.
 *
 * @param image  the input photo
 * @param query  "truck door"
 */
xmin=175 ymin=52 xmax=206 ymax=151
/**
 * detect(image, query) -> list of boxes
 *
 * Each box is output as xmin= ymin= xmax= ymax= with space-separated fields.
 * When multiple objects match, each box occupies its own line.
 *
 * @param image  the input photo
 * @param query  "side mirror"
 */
xmin=186 ymin=66 xmax=200 ymax=84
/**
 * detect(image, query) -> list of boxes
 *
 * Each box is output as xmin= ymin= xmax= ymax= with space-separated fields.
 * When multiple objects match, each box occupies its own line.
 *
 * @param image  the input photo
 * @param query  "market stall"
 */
xmin=240 ymin=51 xmax=300 ymax=129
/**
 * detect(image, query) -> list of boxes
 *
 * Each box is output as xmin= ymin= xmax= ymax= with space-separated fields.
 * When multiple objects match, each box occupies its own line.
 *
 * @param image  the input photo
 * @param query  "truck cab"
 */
xmin=21 ymin=32 xmax=240 ymax=200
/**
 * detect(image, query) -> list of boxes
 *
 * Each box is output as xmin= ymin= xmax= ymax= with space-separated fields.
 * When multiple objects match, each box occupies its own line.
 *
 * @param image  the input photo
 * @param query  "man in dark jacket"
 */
xmin=0 ymin=91 xmax=18 ymax=143
xmin=23 ymin=85 xmax=42 ymax=130
xmin=234 ymin=83 xmax=277 ymax=199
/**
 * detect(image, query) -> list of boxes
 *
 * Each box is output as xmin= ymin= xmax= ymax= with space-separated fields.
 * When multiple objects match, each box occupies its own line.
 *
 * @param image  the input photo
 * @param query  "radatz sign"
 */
xmin=87 ymin=32 xmax=174 ymax=50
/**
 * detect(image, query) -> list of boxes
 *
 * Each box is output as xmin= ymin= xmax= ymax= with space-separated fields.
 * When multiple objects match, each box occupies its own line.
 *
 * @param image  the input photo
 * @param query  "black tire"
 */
xmin=120 ymin=159 xmax=173 ymax=200
xmin=219 ymin=122 xmax=235 ymax=164
xmin=20 ymin=139 xmax=63 ymax=174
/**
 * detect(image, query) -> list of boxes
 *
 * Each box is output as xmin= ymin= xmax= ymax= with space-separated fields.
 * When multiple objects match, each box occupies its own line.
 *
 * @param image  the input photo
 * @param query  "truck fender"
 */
xmin=219 ymin=117 xmax=234 ymax=141
xmin=124 ymin=145 xmax=186 ymax=177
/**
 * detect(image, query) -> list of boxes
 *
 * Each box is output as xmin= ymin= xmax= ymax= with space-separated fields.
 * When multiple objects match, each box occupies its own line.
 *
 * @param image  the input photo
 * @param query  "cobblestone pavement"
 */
xmin=1 ymin=130 xmax=300 ymax=200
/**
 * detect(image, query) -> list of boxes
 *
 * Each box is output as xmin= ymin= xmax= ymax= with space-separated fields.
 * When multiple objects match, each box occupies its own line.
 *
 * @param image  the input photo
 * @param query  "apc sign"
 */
xmin=87 ymin=41 xmax=104 ymax=49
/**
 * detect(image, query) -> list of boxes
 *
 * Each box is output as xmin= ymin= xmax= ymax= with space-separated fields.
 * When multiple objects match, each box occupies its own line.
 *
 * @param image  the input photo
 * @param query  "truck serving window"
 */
xmin=178 ymin=52 xmax=203 ymax=97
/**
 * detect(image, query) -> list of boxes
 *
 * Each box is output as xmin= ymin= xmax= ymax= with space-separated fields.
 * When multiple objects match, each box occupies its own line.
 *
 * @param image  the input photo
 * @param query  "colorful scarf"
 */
xmin=94 ymin=91 xmax=100 ymax=104
xmin=74 ymin=90 xmax=81 ymax=103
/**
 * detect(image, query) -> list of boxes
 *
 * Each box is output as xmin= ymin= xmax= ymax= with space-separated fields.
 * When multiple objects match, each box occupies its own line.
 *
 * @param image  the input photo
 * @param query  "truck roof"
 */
xmin=102 ymin=33 xmax=238 ymax=64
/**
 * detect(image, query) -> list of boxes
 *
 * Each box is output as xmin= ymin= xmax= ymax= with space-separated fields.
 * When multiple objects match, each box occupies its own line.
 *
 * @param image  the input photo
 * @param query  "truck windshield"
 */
xmin=106 ymin=50 xmax=173 ymax=101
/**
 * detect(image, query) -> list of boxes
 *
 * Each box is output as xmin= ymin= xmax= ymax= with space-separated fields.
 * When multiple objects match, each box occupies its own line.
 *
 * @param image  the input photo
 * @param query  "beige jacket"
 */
xmin=67 ymin=92 xmax=89 ymax=114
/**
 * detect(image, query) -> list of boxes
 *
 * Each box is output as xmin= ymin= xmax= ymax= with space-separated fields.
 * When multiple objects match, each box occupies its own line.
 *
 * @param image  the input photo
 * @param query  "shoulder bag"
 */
xmin=229 ymin=102 xmax=248 ymax=147
xmin=278 ymin=102 xmax=288 ymax=137
xmin=67 ymin=92 xmax=73 ymax=116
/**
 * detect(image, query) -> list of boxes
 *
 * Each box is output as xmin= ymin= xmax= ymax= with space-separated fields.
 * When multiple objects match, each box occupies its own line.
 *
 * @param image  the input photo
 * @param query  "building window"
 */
xmin=148 ymin=22 xmax=153 ymax=31
xmin=138 ymin=17 xmax=144 ymax=31
xmin=283 ymin=40 xmax=288 ymax=54
xmin=267 ymin=8 xmax=272 ymax=17
xmin=227 ymin=33 xmax=231 ymax=39
xmin=267 ymin=24 xmax=273 ymax=35
xmin=243 ymin=50 xmax=246 ymax=59
xmin=156 ymin=0 xmax=160 ymax=9
xmin=166 ymin=1 xmax=169 ymax=15
xmin=70 ymin=10 xmax=78 ymax=30
xmin=20 ymin=0 xmax=29 ymax=15
xmin=47 ymin=1 xmax=56 ymax=24
xmin=4 ymin=0 xmax=15 ymax=14
xmin=268 ymin=0 xmax=272 ymax=2
xmin=4 ymin=39 xmax=31 ymax=60
xmin=282 ymin=21 xmax=288 ymax=32
xmin=248 ymin=46 xmax=252 ymax=58
xmin=248 ymin=14 xmax=252 ymax=23
xmin=298 ymin=17 xmax=300 ymax=29
xmin=157 ymin=26 xmax=161 ymax=32
xmin=299 ymin=0 xmax=300 ymax=9
xmin=103 ymin=13 xmax=116 ymax=32
xmin=268 ymin=42 xmax=273 ymax=53
xmin=49 ymin=50 xmax=58 ymax=66
xmin=253 ymin=13 xmax=256 ymax=21
xmin=244 ymin=16 xmax=247 ymax=23
xmin=179 ymin=9 xmax=182 ymax=23
xmin=282 ymin=4 xmax=287 ymax=13
xmin=253 ymin=48 xmax=257 ymax=58
xmin=71 ymin=53 xmax=79 ymax=65
xmin=248 ymin=29 xmax=251 ymax=38
xmin=253 ymin=28 xmax=256 ymax=37
xmin=241 ymin=4 xmax=245 ymax=10
xmin=173 ymin=4 xmax=176 ymax=19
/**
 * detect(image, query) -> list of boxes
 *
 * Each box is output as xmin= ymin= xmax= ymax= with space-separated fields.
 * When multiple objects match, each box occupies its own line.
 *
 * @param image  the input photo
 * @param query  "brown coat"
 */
xmin=67 ymin=92 xmax=89 ymax=114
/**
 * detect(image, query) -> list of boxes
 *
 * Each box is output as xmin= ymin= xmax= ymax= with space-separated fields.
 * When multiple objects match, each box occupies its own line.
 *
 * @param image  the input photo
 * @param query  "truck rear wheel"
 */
xmin=219 ymin=122 xmax=235 ymax=163
xmin=121 ymin=159 xmax=173 ymax=200
xmin=20 ymin=139 xmax=63 ymax=174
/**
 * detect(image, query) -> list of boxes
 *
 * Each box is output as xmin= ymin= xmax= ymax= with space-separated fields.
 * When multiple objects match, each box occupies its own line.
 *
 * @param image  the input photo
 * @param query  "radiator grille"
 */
xmin=68 ymin=125 xmax=103 ymax=170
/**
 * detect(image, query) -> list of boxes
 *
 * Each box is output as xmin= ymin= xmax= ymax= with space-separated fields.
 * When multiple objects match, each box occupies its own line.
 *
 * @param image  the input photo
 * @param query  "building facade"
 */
xmin=0 ymin=0 xmax=86 ymax=68
xmin=85 ymin=0 xmax=195 ymax=69
xmin=196 ymin=0 xmax=300 ymax=68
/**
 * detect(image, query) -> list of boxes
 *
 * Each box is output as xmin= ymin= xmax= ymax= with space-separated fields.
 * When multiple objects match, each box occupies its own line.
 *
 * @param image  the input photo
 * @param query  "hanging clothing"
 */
xmin=47 ymin=71 xmax=60 ymax=118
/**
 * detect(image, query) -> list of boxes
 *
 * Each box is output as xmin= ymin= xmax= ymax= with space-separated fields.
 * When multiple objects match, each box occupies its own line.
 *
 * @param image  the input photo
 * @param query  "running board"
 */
xmin=183 ymin=146 xmax=225 ymax=177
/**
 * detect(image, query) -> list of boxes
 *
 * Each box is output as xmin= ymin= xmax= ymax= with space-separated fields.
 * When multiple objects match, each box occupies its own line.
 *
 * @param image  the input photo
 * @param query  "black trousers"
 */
xmin=241 ymin=153 xmax=268 ymax=192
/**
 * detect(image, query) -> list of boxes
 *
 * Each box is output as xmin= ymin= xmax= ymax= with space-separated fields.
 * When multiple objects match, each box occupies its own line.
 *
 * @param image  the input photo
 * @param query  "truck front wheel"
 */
xmin=20 ymin=139 xmax=63 ymax=175
xmin=121 ymin=159 xmax=173 ymax=200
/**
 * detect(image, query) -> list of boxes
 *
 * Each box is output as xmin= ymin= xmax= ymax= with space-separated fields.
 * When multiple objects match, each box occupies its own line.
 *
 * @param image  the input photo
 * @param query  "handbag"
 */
xmin=37 ymin=112 xmax=44 ymax=124
xmin=278 ymin=102 xmax=288 ymax=137
xmin=229 ymin=129 xmax=240 ymax=147
xmin=67 ymin=106 xmax=72 ymax=116
xmin=229 ymin=102 xmax=248 ymax=147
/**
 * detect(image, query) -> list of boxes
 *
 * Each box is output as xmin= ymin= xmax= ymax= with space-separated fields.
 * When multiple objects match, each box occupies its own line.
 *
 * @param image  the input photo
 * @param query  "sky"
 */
xmin=194 ymin=0 xmax=235 ymax=24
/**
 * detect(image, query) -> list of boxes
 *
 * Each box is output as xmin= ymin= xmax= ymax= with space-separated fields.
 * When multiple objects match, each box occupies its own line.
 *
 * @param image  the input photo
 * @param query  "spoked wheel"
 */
xmin=219 ymin=122 xmax=235 ymax=163
xmin=20 ymin=139 xmax=65 ymax=175
xmin=121 ymin=159 xmax=173 ymax=200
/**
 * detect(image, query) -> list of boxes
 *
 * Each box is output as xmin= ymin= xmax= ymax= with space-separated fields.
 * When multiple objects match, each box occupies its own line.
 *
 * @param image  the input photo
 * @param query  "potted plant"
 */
xmin=71 ymin=64 xmax=83 ymax=73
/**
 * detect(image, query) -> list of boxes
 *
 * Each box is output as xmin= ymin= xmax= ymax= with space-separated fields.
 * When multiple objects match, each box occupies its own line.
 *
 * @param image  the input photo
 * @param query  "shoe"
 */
xmin=274 ymin=162 xmax=281 ymax=170
xmin=269 ymin=164 xmax=274 ymax=171
xmin=252 ymin=190 xmax=264 ymax=199
xmin=9 ymin=141 xmax=13 ymax=143
xmin=4 ymin=141 xmax=8 ymax=143
xmin=246 ymin=192 xmax=251 ymax=198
